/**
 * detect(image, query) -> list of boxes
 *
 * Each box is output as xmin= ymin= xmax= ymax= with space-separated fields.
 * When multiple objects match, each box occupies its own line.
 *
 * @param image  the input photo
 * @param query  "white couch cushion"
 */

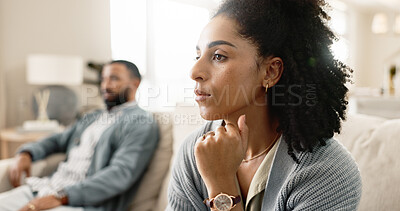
xmin=335 ymin=114 xmax=386 ymax=152
xmin=154 ymin=104 xmax=205 ymax=211
xmin=351 ymin=118 xmax=400 ymax=210
xmin=129 ymin=112 xmax=173 ymax=211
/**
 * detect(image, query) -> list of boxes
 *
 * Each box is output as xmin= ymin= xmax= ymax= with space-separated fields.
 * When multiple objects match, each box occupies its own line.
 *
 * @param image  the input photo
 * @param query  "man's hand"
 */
xmin=9 ymin=152 xmax=32 ymax=187
xmin=18 ymin=195 xmax=62 ymax=211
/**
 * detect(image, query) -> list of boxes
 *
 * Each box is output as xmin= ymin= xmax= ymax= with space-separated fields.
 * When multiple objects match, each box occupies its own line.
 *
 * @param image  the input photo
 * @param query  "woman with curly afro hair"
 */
xmin=167 ymin=0 xmax=362 ymax=210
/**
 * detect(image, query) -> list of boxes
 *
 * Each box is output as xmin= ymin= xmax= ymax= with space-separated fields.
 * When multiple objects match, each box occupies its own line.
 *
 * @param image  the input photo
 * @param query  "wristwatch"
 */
xmin=55 ymin=189 xmax=69 ymax=205
xmin=204 ymin=193 xmax=241 ymax=211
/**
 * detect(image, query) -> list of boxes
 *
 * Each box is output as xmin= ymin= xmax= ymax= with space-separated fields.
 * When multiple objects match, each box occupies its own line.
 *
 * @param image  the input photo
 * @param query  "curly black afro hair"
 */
xmin=215 ymin=0 xmax=352 ymax=162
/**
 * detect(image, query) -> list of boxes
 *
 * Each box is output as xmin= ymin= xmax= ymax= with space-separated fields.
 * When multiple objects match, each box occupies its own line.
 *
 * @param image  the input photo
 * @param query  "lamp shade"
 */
xmin=394 ymin=15 xmax=400 ymax=34
xmin=27 ymin=54 xmax=84 ymax=85
xmin=371 ymin=13 xmax=388 ymax=34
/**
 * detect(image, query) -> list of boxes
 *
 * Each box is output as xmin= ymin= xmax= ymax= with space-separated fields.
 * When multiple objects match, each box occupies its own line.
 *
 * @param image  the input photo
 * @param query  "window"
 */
xmin=110 ymin=0 xmax=147 ymax=75
xmin=328 ymin=0 xmax=349 ymax=63
xmin=110 ymin=0 xmax=211 ymax=110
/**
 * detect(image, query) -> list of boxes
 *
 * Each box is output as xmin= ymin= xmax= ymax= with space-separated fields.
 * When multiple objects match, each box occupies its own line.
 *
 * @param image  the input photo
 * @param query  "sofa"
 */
xmin=0 ymin=107 xmax=399 ymax=210
xmin=334 ymin=114 xmax=400 ymax=211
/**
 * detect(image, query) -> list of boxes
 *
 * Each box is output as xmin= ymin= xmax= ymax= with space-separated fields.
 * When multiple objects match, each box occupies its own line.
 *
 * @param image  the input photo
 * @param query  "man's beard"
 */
xmin=103 ymin=88 xmax=130 ymax=110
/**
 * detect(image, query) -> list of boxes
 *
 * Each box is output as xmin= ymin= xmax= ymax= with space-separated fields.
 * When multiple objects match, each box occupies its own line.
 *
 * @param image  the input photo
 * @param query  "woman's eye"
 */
xmin=212 ymin=54 xmax=226 ymax=61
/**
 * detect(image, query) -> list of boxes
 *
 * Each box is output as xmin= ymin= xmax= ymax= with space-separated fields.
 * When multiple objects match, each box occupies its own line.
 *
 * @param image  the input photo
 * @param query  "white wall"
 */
xmin=367 ymin=26 xmax=400 ymax=89
xmin=348 ymin=7 xmax=372 ymax=87
xmin=0 ymin=0 xmax=112 ymax=127
xmin=0 ymin=70 xmax=5 ymax=129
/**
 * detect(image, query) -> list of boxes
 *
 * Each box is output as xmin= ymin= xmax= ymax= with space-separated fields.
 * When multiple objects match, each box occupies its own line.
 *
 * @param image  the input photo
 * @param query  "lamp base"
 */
xmin=21 ymin=120 xmax=60 ymax=132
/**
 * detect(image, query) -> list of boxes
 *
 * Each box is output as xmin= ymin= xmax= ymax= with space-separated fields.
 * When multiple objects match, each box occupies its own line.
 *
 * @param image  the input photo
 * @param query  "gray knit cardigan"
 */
xmin=167 ymin=120 xmax=362 ymax=211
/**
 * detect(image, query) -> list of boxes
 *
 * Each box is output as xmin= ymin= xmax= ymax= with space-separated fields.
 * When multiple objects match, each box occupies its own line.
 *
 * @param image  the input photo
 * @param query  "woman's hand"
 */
xmin=194 ymin=115 xmax=248 ymax=190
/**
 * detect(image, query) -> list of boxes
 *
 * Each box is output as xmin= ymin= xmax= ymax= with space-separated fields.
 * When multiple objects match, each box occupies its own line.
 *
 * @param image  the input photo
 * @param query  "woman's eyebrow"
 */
xmin=196 ymin=40 xmax=237 ymax=50
xmin=208 ymin=40 xmax=237 ymax=48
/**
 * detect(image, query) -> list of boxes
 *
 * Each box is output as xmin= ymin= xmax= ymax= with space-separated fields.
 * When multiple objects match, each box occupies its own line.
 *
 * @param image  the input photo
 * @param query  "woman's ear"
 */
xmin=261 ymin=57 xmax=284 ymax=88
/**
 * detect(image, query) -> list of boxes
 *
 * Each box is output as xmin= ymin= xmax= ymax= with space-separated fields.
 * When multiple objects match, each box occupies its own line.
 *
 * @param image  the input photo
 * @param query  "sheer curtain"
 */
xmin=110 ymin=0 xmax=211 ymax=111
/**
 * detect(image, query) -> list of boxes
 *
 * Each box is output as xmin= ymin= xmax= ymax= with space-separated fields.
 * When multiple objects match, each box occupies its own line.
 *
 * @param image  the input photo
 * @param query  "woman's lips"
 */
xmin=194 ymin=89 xmax=211 ymax=102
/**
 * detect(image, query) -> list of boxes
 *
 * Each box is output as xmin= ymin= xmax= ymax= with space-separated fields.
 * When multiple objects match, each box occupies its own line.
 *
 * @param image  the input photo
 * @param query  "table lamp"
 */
xmin=24 ymin=54 xmax=83 ymax=131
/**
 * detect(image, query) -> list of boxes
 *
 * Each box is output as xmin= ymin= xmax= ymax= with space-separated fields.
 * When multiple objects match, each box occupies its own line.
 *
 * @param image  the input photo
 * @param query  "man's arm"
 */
xmin=64 ymin=116 xmax=159 ymax=206
xmin=16 ymin=123 xmax=78 ymax=161
xmin=9 ymin=122 xmax=80 ymax=187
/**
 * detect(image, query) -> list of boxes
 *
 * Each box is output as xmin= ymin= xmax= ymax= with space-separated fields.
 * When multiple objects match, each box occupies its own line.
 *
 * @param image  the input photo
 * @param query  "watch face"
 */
xmin=214 ymin=194 xmax=233 ymax=211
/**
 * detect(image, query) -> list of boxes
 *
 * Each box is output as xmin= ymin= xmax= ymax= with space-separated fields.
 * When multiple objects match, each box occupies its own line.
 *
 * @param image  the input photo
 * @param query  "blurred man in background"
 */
xmin=1 ymin=60 xmax=159 ymax=211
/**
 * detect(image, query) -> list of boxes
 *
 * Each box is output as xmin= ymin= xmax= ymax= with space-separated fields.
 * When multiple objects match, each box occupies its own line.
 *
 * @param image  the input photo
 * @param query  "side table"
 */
xmin=0 ymin=129 xmax=51 ymax=159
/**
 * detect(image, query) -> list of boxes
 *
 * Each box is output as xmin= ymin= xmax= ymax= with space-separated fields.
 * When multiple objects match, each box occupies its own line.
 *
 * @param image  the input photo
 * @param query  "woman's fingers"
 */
xmin=204 ymin=131 xmax=215 ymax=138
xmin=237 ymin=115 xmax=249 ymax=150
xmin=224 ymin=121 xmax=241 ymax=140
xmin=194 ymin=116 xmax=249 ymax=188
xmin=198 ymin=115 xmax=248 ymax=147
xmin=215 ymin=126 xmax=226 ymax=134
xmin=197 ymin=135 xmax=205 ymax=143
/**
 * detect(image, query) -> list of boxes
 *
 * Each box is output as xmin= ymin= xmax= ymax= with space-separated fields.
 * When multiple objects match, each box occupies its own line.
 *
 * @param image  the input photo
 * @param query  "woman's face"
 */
xmin=192 ymin=15 xmax=266 ymax=120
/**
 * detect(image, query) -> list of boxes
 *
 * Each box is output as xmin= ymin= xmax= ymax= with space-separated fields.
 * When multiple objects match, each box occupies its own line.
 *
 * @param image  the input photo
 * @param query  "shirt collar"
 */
xmin=108 ymin=101 xmax=137 ymax=113
xmin=245 ymin=136 xmax=281 ymax=208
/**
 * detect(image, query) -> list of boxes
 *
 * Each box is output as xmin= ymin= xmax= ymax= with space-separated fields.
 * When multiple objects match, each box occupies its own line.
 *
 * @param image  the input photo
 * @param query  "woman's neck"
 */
xmin=224 ymin=103 xmax=279 ymax=158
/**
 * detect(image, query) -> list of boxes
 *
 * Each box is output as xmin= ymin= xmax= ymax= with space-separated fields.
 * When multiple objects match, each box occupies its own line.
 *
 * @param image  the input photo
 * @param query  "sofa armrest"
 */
xmin=0 ymin=153 xmax=66 ymax=193
xmin=0 ymin=158 xmax=15 ymax=192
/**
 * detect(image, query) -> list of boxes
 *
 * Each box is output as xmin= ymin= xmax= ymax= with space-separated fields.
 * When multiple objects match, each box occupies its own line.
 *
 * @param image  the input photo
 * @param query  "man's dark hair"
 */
xmin=216 ymin=0 xmax=352 ymax=162
xmin=110 ymin=60 xmax=142 ymax=81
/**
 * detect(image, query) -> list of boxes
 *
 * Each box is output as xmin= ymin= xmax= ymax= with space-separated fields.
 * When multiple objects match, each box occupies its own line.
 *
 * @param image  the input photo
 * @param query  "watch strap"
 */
xmin=203 ymin=197 xmax=212 ymax=208
xmin=55 ymin=189 xmax=69 ymax=205
xmin=232 ymin=195 xmax=241 ymax=207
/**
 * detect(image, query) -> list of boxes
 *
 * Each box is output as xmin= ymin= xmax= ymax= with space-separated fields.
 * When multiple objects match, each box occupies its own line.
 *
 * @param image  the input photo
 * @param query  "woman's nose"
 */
xmin=190 ymin=58 xmax=207 ymax=82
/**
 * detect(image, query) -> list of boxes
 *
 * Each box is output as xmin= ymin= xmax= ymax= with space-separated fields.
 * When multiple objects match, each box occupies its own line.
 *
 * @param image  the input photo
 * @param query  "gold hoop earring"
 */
xmin=265 ymin=84 xmax=269 ymax=94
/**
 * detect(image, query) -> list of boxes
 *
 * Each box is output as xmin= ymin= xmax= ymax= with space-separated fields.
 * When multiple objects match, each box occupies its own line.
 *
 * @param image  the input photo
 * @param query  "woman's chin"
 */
xmin=200 ymin=114 xmax=217 ymax=121
xmin=199 ymin=108 xmax=224 ymax=121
